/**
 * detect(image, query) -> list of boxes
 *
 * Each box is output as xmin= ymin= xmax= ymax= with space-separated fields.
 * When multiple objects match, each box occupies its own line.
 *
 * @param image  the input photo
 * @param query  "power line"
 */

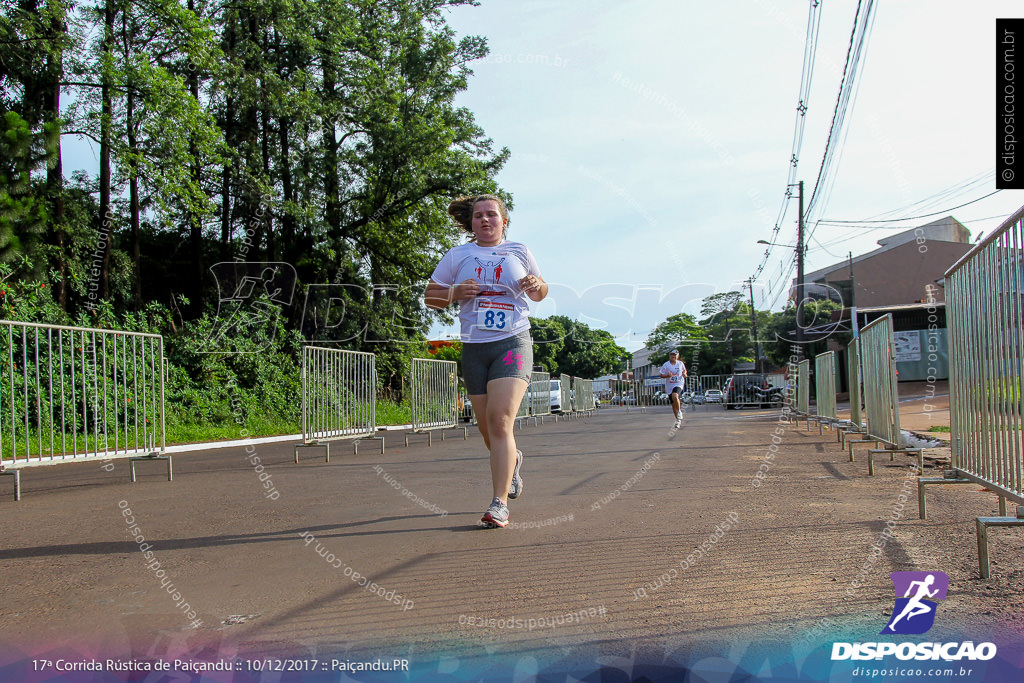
xmin=817 ymin=190 xmax=1001 ymax=225
xmin=805 ymin=0 xmax=876 ymax=225
xmin=750 ymin=0 xmax=824 ymax=285
xmin=752 ymin=0 xmax=877 ymax=311
xmin=752 ymin=1 xmax=881 ymax=310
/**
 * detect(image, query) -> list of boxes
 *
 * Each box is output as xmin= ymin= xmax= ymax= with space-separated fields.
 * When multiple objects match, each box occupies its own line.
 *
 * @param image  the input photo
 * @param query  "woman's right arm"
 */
xmin=425 ymin=281 xmax=455 ymax=310
xmin=425 ymin=279 xmax=480 ymax=310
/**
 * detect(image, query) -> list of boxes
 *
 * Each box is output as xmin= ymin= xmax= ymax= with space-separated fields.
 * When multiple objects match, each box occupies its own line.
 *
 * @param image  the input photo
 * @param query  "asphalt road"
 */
xmin=0 ymin=400 xmax=1020 ymax=675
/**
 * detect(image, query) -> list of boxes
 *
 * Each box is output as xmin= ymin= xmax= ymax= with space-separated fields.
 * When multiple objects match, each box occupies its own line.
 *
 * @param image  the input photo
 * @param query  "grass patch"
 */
xmin=376 ymin=399 xmax=413 ymax=426
xmin=165 ymin=419 xmax=300 ymax=445
xmin=2 ymin=401 xmax=432 ymax=457
xmin=925 ymin=425 xmax=951 ymax=433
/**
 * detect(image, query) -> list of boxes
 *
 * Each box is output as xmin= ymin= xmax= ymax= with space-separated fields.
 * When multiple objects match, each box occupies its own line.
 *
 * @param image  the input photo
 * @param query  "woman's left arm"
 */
xmin=521 ymin=274 xmax=548 ymax=302
xmin=519 ymin=247 xmax=548 ymax=302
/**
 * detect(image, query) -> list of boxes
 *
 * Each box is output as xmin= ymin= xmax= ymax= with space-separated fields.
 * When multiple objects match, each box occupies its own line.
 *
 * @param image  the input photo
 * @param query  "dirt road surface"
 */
xmin=0 ymin=398 xmax=1021 ymax=680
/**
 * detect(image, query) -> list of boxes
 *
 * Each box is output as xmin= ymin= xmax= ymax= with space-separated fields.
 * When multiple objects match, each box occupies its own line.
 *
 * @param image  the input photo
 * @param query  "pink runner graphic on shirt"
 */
xmin=502 ymin=350 xmax=523 ymax=369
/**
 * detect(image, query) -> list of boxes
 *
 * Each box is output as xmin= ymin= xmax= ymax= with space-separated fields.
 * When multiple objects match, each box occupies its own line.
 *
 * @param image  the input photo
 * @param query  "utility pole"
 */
xmin=744 ymin=278 xmax=761 ymax=373
xmin=796 ymin=180 xmax=805 ymax=348
xmin=848 ymin=250 xmax=859 ymax=339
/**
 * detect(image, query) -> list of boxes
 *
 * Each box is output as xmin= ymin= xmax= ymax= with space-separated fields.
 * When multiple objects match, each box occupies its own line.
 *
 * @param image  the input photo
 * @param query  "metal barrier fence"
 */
xmin=814 ymin=351 xmax=837 ymax=425
xmin=695 ymin=374 xmax=727 ymax=396
xmin=852 ymin=314 xmax=922 ymax=474
xmin=529 ymin=371 xmax=551 ymax=418
xmin=918 ymin=205 xmax=1024 ymax=578
xmin=406 ymin=357 xmax=464 ymax=446
xmin=796 ymin=360 xmax=810 ymax=415
xmin=635 ymin=379 xmax=658 ymax=407
xmin=575 ymin=378 xmax=595 ymax=412
xmin=945 ymin=215 xmax=1024 ymax=507
xmin=848 ymin=338 xmax=863 ymax=428
xmin=516 ymin=383 xmax=531 ymax=424
xmin=457 ymin=387 xmax=476 ymax=426
xmin=0 ymin=321 xmax=169 ymax=500
xmin=295 ymin=346 xmax=382 ymax=460
xmin=859 ymin=315 xmax=901 ymax=449
xmin=723 ymin=373 xmax=772 ymax=409
xmin=835 ymin=338 xmax=867 ymax=449
xmin=559 ymin=374 xmax=574 ymax=416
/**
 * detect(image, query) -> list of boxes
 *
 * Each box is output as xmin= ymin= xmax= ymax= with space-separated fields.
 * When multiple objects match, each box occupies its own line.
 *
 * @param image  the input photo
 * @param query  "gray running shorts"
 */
xmin=461 ymin=330 xmax=534 ymax=395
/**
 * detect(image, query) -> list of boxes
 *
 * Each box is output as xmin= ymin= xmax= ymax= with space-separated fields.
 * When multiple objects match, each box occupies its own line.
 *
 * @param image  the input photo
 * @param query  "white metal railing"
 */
xmin=814 ymin=350 xmax=837 ymax=421
xmin=860 ymin=315 xmax=902 ymax=449
xmin=796 ymin=360 xmax=810 ymax=416
xmin=0 ymin=321 xmax=169 ymax=499
xmin=946 ymin=211 xmax=1024 ymax=505
xmin=295 ymin=346 xmax=381 ymax=460
xmin=848 ymin=337 xmax=863 ymax=427
xmin=579 ymin=378 xmax=595 ymax=412
xmin=559 ymin=374 xmax=573 ymax=414
xmin=918 ymin=204 xmax=1024 ymax=579
xmin=405 ymin=357 xmax=463 ymax=446
xmin=529 ymin=371 xmax=551 ymax=417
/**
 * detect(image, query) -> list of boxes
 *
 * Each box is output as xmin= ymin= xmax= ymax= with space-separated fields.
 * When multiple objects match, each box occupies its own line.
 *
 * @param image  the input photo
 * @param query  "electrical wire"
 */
xmin=753 ymin=0 xmax=878 ymax=310
xmin=805 ymin=0 xmax=876 ymax=225
xmin=750 ymin=0 xmax=823 ymax=286
xmin=817 ymin=189 xmax=1001 ymax=225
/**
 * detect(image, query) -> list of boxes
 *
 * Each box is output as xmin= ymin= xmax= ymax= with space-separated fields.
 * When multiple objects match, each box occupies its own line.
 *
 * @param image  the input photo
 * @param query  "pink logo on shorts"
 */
xmin=502 ymin=350 xmax=523 ymax=369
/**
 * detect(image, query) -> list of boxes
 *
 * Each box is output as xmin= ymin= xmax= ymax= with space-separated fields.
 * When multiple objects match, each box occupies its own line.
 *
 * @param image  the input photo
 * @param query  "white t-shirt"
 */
xmin=430 ymin=240 xmax=541 ymax=343
xmin=660 ymin=360 xmax=687 ymax=391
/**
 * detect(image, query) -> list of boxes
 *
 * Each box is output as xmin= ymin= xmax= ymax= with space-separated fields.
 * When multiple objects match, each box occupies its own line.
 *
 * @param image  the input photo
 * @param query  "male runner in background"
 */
xmin=659 ymin=350 xmax=688 ymax=429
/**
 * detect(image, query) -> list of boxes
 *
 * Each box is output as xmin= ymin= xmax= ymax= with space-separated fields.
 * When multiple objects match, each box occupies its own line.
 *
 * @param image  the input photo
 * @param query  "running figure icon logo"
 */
xmin=473 ymin=257 xmax=506 ymax=285
xmin=881 ymin=571 xmax=949 ymax=634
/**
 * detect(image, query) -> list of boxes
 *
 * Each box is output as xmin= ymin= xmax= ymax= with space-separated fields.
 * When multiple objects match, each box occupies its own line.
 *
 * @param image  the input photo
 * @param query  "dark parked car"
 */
xmin=458 ymin=393 xmax=474 ymax=422
xmin=724 ymin=374 xmax=783 ymax=409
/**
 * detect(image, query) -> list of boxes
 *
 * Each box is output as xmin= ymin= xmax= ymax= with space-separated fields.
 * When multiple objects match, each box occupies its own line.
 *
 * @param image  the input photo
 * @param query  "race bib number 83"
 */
xmin=476 ymin=300 xmax=515 ymax=331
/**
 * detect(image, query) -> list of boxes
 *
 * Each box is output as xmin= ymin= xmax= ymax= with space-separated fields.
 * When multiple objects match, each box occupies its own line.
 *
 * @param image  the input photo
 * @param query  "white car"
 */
xmin=549 ymin=379 xmax=562 ymax=412
xmin=526 ymin=379 xmax=561 ymax=413
xmin=704 ymin=389 xmax=724 ymax=403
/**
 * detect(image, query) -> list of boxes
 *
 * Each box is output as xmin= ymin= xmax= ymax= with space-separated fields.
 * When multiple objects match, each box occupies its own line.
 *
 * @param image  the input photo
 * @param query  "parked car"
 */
xmin=704 ymin=389 xmax=724 ymax=403
xmin=724 ymin=373 xmax=782 ymax=409
xmin=458 ymin=394 xmax=474 ymax=422
xmin=549 ymin=378 xmax=563 ymax=412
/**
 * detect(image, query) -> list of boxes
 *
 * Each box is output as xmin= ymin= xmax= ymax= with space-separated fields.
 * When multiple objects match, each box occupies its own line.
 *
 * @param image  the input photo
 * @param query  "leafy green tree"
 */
xmin=700 ymin=291 xmax=741 ymax=319
xmin=530 ymin=316 xmax=566 ymax=375
xmin=762 ymin=299 xmax=849 ymax=368
xmin=0 ymin=0 xmax=515 ymax=431
xmin=542 ymin=315 xmax=627 ymax=379
xmin=1 ymin=0 xmax=75 ymax=302
xmin=0 ymin=112 xmax=52 ymax=263
xmin=644 ymin=312 xmax=707 ymax=367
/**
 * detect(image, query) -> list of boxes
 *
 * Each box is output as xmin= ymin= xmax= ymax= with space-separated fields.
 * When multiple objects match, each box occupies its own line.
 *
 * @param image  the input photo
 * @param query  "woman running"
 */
xmin=425 ymin=194 xmax=548 ymax=527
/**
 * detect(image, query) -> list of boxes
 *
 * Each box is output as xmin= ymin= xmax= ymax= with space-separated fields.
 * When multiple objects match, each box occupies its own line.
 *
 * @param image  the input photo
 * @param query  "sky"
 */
xmin=428 ymin=0 xmax=1024 ymax=350
xmin=57 ymin=1 xmax=1024 ymax=352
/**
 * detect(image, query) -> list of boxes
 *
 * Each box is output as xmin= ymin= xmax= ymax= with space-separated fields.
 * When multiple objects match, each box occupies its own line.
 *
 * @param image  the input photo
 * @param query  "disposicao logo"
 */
xmin=882 ymin=571 xmax=948 ymax=635
xmin=831 ymin=571 xmax=997 ymax=662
